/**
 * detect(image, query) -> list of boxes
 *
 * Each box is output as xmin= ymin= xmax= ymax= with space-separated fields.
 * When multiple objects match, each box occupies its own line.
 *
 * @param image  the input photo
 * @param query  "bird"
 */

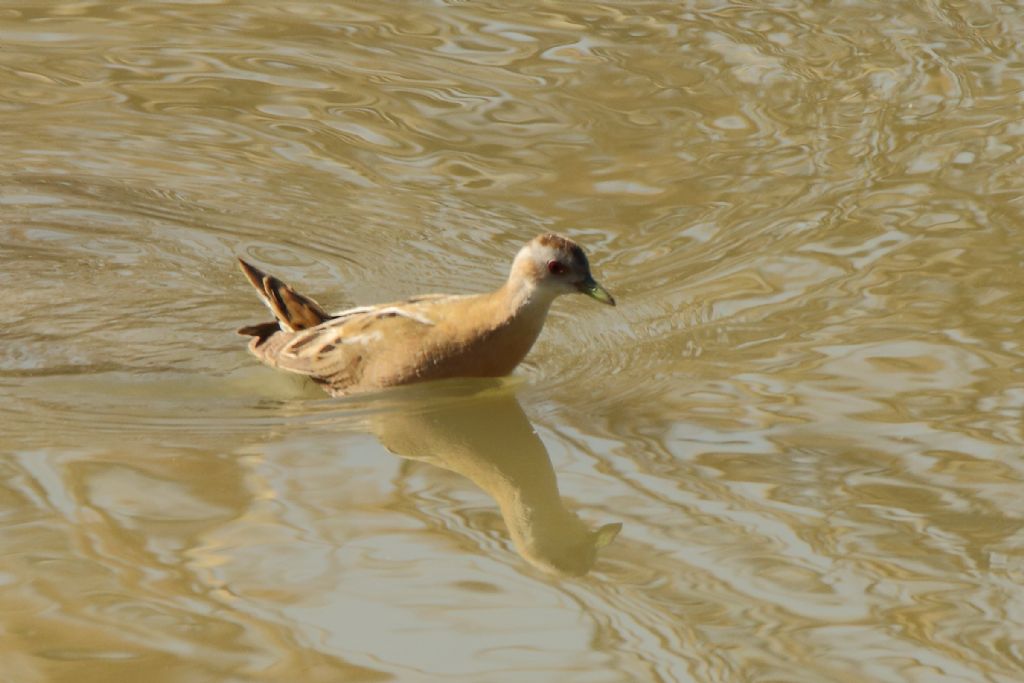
xmin=236 ymin=233 xmax=615 ymax=396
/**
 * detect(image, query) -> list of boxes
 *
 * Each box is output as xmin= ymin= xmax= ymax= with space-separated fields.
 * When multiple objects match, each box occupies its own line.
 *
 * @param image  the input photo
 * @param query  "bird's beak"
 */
xmin=577 ymin=276 xmax=616 ymax=306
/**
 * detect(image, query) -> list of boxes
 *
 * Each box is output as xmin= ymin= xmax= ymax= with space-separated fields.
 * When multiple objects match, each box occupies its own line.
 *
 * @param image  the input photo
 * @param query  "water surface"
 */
xmin=2 ymin=2 xmax=1024 ymax=681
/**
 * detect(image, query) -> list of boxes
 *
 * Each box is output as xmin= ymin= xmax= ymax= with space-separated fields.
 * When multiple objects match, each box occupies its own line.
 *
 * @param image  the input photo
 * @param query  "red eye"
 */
xmin=547 ymin=260 xmax=568 ymax=275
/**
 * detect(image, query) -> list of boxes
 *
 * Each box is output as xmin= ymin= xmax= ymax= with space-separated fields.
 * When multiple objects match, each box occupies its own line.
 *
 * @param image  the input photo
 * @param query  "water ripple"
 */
xmin=4 ymin=1 xmax=1024 ymax=680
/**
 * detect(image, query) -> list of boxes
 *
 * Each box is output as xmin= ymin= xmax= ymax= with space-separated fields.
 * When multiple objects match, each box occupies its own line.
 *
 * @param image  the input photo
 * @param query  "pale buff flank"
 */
xmin=237 ymin=233 xmax=615 ymax=396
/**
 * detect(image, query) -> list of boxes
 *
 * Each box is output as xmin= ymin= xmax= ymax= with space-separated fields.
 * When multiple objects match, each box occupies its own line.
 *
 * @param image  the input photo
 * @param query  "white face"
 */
xmin=512 ymin=236 xmax=615 ymax=306
xmin=529 ymin=242 xmax=591 ymax=293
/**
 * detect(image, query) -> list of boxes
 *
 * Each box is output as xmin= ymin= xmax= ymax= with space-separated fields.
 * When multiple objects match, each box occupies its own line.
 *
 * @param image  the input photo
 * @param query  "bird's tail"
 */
xmin=236 ymin=258 xmax=330 ymax=336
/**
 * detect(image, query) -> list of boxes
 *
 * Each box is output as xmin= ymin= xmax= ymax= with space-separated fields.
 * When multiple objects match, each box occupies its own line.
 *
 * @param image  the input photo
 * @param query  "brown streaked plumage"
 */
xmin=236 ymin=233 xmax=615 ymax=396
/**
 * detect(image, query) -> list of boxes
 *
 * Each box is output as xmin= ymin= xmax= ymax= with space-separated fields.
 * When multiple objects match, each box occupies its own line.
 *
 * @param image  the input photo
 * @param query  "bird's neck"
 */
xmin=452 ymin=275 xmax=553 ymax=377
xmin=499 ymin=252 xmax=558 ymax=318
xmin=494 ymin=274 xmax=555 ymax=331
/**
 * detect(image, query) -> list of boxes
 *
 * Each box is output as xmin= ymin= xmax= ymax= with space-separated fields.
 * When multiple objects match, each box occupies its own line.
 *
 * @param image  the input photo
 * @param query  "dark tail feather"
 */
xmin=237 ymin=258 xmax=330 ymax=331
xmin=236 ymin=321 xmax=281 ymax=343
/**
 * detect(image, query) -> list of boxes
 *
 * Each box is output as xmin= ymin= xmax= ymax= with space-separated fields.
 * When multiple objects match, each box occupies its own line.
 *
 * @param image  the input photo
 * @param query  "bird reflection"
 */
xmin=369 ymin=380 xmax=621 ymax=577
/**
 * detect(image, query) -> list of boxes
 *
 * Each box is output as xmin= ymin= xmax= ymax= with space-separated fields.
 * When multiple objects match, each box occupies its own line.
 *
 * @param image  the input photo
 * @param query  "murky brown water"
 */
xmin=3 ymin=1 xmax=1024 ymax=681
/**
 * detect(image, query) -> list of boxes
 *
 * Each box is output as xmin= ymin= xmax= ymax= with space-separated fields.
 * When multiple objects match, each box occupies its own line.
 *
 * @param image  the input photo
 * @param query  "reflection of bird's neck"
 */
xmin=449 ymin=445 xmax=597 ymax=577
xmin=498 ymin=486 xmax=589 ymax=548
xmin=433 ymin=430 xmax=573 ymax=530
xmin=373 ymin=388 xmax=604 ymax=576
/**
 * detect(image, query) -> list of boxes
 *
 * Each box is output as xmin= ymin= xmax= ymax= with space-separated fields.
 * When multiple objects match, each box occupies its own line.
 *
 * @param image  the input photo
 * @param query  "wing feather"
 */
xmin=253 ymin=298 xmax=439 ymax=387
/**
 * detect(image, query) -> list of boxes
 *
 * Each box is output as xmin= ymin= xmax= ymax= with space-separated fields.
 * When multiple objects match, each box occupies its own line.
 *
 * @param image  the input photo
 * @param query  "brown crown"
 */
xmin=535 ymin=233 xmax=586 ymax=262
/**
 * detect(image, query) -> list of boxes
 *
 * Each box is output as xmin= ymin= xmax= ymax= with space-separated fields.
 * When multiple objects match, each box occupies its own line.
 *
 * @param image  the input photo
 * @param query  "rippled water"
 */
xmin=3 ymin=2 xmax=1024 ymax=681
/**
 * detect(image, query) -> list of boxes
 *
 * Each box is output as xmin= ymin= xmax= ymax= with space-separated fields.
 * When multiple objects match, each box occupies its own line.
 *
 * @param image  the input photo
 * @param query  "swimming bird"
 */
xmin=237 ymin=233 xmax=615 ymax=396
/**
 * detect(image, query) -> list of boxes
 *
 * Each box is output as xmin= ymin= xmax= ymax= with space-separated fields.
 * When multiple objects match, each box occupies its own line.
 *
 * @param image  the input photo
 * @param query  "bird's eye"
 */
xmin=547 ymin=260 xmax=568 ymax=275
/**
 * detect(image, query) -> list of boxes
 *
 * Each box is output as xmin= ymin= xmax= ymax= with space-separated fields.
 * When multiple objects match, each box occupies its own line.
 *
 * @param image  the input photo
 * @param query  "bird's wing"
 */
xmin=254 ymin=296 xmax=452 ymax=384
